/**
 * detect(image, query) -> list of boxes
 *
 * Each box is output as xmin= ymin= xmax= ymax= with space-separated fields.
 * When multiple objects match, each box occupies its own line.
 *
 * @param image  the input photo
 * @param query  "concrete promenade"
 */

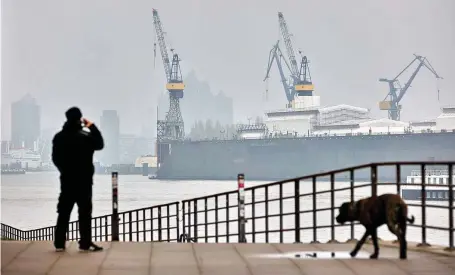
xmin=1 ymin=240 xmax=454 ymax=275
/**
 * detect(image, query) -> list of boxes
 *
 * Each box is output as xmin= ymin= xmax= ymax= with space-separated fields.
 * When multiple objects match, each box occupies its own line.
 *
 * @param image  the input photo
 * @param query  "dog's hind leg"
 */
xmin=389 ymin=204 xmax=408 ymax=259
xmin=398 ymin=218 xmax=408 ymax=259
xmin=369 ymin=228 xmax=380 ymax=259
xmin=350 ymin=229 xmax=370 ymax=258
xmin=387 ymin=207 xmax=401 ymax=244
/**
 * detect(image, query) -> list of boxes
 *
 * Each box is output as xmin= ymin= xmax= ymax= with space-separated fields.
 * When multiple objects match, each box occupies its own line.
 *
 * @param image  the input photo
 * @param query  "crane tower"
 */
xmin=379 ymin=54 xmax=442 ymax=121
xmin=153 ymin=9 xmax=185 ymax=143
xmin=264 ymin=12 xmax=318 ymax=109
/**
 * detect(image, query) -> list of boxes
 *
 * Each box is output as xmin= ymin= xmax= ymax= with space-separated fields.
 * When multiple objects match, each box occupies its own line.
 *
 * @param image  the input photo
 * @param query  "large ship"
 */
xmin=156 ymin=105 xmax=455 ymax=181
xmin=1 ymin=148 xmax=42 ymax=171
xmin=401 ymin=168 xmax=454 ymax=201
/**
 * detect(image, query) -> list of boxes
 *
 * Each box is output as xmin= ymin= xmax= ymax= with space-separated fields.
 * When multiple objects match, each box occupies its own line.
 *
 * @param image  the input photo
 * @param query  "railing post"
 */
xmin=294 ymin=179 xmax=301 ymax=244
xmin=392 ymin=164 xmax=402 ymax=244
xmin=181 ymin=201 xmax=186 ymax=243
xmin=251 ymin=189 xmax=256 ymax=243
xmin=371 ymin=164 xmax=378 ymax=197
xmin=193 ymin=200 xmax=198 ymax=242
xmin=418 ymin=163 xmax=430 ymax=247
xmin=279 ymin=182 xmax=283 ymax=243
xmin=176 ymin=202 xmax=180 ymax=243
xmin=396 ymin=164 xmax=401 ymax=195
xmin=226 ymin=194 xmax=230 ymax=242
xmin=238 ymin=174 xmax=246 ymax=243
xmin=347 ymin=169 xmax=356 ymax=243
xmin=215 ymin=196 xmax=219 ymax=243
xmin=328 ymin=173 xmax=339 ymax=243
xmin=158 ymin=207 xmax=162 ymax=242
xmin=111 ymin=172 xmax=119 ymax=241
xmin=204 ymin=198 xmax=208 ymax=243
xmin=444 ymin=163 xmax=454 ymax=252
xmin=310 ymin=176 xmax=319 ymax=244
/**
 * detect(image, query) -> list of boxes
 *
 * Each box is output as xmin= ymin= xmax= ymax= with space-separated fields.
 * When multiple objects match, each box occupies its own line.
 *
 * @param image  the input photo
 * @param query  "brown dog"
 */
xmin=335 ymin=193 xmax=415 ymax=259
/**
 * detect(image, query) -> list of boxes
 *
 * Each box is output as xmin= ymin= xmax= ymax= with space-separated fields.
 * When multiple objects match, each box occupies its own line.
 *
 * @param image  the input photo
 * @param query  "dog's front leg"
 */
xmin=369 ymin=228 xmax=379 ymax=259
xmin=350 ymin=229 xmax=370 ymax=258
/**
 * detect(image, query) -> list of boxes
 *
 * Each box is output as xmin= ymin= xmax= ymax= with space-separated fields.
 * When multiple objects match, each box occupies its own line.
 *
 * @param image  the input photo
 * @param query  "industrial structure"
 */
xmin=379 ymin=54 xmax=442 ymax=121
xmin=264 ymin=12 xmax=318 ymax=109
xmin=153 ymin=12 xmax=454 ymax=181
xmin=152 ymin=8 xmax=186 ymax=167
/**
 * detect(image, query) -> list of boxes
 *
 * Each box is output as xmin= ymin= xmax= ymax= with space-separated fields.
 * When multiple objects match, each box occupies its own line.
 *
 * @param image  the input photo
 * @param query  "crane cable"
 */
xmin=437 ymin=77 xmax=441 ymax=102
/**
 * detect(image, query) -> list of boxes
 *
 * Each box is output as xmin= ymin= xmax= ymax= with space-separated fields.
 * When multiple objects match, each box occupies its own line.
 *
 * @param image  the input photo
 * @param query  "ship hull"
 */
xmin=402 ymin=188 xmax=454 ymax=201
xmin=157 ymin=132 xmax=455 ymax=181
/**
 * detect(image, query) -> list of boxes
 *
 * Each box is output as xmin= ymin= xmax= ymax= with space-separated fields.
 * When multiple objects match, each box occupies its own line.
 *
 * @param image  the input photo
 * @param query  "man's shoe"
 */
xmin=79 ymin=242 xmax=103 ymax=252
xmin=55 ymin=247 xmax=65 ymax=252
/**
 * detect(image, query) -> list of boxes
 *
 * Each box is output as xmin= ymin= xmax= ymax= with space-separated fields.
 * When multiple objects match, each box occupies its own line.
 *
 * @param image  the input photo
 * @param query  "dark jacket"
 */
xmin=52 ymin=121 xmax=104 ymax=181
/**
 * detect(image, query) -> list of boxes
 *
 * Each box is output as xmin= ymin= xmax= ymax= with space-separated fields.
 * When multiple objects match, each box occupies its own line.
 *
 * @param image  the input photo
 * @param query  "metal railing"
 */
xmin=1 ymin=202 xmax=180 ymax=242
xmin=1 ymin=162 xmax=454 ymax=252
xmin=180 ymin=161 xmax=454 ymax=251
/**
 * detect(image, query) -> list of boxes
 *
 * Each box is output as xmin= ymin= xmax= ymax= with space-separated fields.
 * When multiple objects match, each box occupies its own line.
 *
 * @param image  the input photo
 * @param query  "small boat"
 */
xmin=401 ymin=168 xmax=454 ymax=201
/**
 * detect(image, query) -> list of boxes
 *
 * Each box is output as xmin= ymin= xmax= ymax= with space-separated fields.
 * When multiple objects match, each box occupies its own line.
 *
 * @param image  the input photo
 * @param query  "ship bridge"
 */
xmin=264 ymin=104 xmax=371 ymax=137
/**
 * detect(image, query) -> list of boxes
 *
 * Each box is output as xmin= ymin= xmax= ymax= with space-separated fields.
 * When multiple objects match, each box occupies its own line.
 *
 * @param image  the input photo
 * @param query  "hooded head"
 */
xmin=65 ymin=107 xmax=82 ymax=122
xmin=63 ymin=107 xmax=83 ymax=130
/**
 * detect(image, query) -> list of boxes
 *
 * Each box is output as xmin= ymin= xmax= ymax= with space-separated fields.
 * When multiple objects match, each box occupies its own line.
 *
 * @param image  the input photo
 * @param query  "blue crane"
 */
xmin=264 ymin=41 xmax=294 ymax=105
xmin=264 ymin=12 xmax=314 ymax=108
xmin=379 ymin=54 xmax=442 ymax=121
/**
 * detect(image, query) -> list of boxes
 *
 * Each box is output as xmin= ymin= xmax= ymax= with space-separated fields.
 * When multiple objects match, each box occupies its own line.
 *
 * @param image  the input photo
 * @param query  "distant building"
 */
xmin=119 ymin=134 xmax=155 ymax=164
xmin=11 ymin=94 xmax=41 ymax=150
xmin=1 ymin=141 xmax=11 ymax=154
xmin=100 ymin=110 xmax=120 ymax=166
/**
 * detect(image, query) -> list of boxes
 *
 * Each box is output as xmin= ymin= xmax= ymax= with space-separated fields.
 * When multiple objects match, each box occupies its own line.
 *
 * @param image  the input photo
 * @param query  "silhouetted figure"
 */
xmin=52 ymin=107 xmax=104 ymax=252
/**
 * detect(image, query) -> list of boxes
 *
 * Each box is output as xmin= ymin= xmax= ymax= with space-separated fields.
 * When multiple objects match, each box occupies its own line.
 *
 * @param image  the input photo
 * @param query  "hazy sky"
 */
xmin=2 ymin=0 xmax=454 ymax=140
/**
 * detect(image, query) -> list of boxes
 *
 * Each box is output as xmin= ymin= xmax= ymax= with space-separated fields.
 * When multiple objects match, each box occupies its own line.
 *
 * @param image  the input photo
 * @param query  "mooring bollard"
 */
xmin=111 ymin=172 xmax=119 ymax=241
xmin=238 ymin=173 xmax=247 ymax=243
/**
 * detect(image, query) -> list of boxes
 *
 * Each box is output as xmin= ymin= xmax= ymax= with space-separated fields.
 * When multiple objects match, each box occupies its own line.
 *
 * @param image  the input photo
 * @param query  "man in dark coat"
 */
xmin=52 ymin=107 xmax=104 ymax=252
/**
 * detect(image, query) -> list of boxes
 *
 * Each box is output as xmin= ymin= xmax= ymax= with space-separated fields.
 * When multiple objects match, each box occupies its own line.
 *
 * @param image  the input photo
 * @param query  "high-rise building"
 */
xmin=100 ymin=110 xmax=120 ymax=166
xmin=11 ymin=94 xmax=41 ymax=150
xmin=1 ymin=141 xmax=11 ymax=154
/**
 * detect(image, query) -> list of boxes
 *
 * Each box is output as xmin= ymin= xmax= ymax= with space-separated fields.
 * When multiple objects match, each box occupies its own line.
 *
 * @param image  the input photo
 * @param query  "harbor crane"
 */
xmin=264 ymin=12 xmax=314 ymax=108
xmin=379 ymin=54 xmax=442 ymax=121
xmin=152 ymin=8 xmax=185 ymax=142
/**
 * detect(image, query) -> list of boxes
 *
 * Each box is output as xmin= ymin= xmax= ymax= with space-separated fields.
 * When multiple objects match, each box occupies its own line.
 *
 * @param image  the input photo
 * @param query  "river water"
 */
xmin=1 ymin=172 xmax=453 ymax=246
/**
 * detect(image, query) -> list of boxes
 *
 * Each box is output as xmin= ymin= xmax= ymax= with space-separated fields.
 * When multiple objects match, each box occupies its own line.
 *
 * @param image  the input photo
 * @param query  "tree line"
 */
xmin=188 ymin=116 xmax=265 ymax=140
xmin=188 ymin=120 xmax=237 ymax=140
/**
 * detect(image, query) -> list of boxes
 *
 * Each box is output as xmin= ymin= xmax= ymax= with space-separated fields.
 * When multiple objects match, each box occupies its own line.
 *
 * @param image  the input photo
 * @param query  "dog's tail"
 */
xmin=397 ymin=202 xmax=415 ymax=225
xmin=406 ymin=215 xmax=415 ymax=224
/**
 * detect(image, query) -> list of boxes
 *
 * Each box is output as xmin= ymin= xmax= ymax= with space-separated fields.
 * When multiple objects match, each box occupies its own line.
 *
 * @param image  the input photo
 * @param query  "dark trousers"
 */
xmin=54 ymin=180 xmax=93 ymax=249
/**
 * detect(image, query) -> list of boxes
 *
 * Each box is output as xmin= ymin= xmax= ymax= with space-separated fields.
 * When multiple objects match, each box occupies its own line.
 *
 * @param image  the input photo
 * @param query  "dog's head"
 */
xmin=336 ymin=201 xmax=357 ymax=224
